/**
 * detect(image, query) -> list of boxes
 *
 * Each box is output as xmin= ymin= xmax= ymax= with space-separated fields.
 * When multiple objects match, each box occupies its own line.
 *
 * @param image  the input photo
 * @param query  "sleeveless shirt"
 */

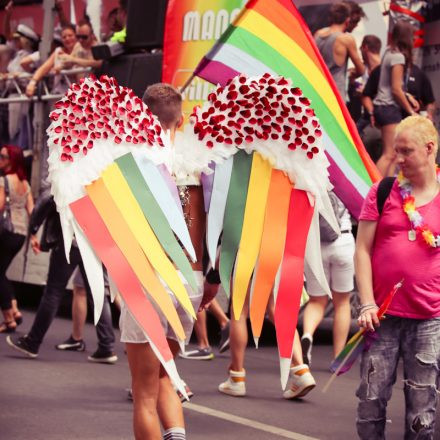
xmin=315 ymin=31 xmax=347 ymax=102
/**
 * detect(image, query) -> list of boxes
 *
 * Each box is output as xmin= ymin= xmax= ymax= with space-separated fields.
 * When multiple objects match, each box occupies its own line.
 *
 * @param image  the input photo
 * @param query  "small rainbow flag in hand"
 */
xmin=323 ymin=280 xmax=403 ymax=392
xmin=193 ymin=0 xmax=380 ymax=218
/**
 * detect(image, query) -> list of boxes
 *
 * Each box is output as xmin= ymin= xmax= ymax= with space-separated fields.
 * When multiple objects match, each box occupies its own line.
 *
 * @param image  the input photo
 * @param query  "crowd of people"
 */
xmin=0 ymin=0 xmax=127 ymax=146
xmin=0 ymin=1 xmax=439 ymax=440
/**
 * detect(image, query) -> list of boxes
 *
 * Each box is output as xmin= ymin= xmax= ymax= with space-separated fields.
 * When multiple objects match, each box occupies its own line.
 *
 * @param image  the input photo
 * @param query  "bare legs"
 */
xmin=71 ymin=286 xmax=87 ymax=341
xmin=331 ymin=292 xmax=351 ymax=357
xmin=302 ymin=295 xmax=328 ymax=338
xmin=209 ymin=298 xmax=229 ymax=330
xmin=302 ymin=292 xmax=351 ymax=358
xmin=126 ymin=338 xmax=185 ymax=440
xmin=11 ymin=299 xmax=22 ymax=322
xmin=157 ymin=339 xmax=185 ymax=431
xmin=193 ymin=309 xmax=210 ymax=349
xmin=126 ymin=342 xmax=162 ymax=440
xmin=0 ymin=307 xmax=16 ymax=332
xmin=228 ymin=293 xmax=304 ymax=371
xmin=230 ymin=294 xmax=249 ymax=372
xmin=376 ymin=123 xmax=397 ymax=177
xmin=291 ymin=329 xmax=304 ymax=366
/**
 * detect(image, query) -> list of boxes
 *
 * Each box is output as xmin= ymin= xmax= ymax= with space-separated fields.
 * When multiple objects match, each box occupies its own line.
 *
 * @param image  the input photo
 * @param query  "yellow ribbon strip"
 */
xmin=101 ymin=163 xmax=196 ymax=319
xmin=232 ymin=153 xmax=272 ymax=319
xmin=86 ymin=177 xmax=186 ymax=340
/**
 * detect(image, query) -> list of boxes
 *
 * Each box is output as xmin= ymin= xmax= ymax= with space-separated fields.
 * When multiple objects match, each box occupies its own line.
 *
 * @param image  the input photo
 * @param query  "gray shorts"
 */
xmin=119 ymin=271 xmax=203 ymax=344
xmin=72 ymin=266 xmax=109 ymax=289
xmin=72 ymin=267 xmax=85 ymax=288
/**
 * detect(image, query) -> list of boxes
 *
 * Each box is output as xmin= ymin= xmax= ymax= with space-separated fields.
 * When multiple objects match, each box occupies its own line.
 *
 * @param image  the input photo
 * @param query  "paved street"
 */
xmin=1 ymin=309 xmax=439 ymax=440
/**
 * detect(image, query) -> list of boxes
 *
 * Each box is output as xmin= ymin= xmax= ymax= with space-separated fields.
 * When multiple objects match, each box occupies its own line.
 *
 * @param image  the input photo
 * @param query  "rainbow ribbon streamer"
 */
xmin=210 ymin=150 xmax=317 ymax=389
xmin=323 ymin=280 xmax=403 ymax=392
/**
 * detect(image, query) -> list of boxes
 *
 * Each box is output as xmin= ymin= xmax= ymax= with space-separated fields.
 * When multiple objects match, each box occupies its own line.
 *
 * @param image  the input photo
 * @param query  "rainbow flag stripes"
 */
xmin=193 ymin=0 xmax=380 ymax=218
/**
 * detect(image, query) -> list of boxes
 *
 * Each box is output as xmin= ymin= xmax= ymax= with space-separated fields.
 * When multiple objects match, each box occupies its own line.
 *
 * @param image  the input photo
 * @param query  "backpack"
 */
xmin=319 ymin=191 xmax=342 ymax=242
xmin=376 ymin=177 xmax=396 ymax=215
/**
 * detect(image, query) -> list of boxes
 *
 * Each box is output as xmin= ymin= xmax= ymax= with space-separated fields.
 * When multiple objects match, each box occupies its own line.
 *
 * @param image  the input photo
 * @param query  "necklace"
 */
xmin=397 ymin=167 xmax=440 ymax=248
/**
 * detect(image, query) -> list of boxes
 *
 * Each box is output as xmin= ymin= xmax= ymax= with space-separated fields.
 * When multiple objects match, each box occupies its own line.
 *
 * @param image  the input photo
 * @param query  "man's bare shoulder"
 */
xmin=314 ymin=27 xmax=331 ymax=38
xmin=337 ymin=32 xmax=356 ymax=46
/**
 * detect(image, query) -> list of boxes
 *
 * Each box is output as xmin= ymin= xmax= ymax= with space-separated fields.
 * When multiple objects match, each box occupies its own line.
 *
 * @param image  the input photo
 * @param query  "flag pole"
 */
xmin=180 ymin=72 xmax=196 ymax=94
xmin=322 ymin=332 xmax=365 ymax=393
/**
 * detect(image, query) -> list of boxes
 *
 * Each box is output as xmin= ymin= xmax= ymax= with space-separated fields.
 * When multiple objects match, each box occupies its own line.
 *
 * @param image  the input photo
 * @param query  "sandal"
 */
xmin=13 ymin=312 xmax=23 ymax=326
xmin=0 ymin=321 xmax=17 ymax=333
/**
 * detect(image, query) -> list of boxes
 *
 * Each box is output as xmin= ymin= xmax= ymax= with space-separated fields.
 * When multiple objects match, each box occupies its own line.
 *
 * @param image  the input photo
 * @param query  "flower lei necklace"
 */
xmin=397 ymin=167 xmax=440 ymax=248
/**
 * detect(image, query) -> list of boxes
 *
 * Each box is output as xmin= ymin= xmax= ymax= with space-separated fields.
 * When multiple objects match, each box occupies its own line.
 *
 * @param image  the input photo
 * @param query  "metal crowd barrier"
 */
xmin=0 ymin=67 xmax=93 ymax=195
xmin=0 ymin=67 xmax=92 ymax=103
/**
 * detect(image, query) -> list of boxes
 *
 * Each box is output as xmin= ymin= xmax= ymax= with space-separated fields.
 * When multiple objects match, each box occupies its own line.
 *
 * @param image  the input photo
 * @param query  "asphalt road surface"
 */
xmin=1 ymin=310 xmax=439 ymax=440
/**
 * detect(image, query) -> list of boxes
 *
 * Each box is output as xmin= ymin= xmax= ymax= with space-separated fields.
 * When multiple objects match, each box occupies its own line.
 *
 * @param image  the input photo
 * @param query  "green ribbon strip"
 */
xmin=219 ymin=150 xmax=254 ymax=298
xmin=116 ymin=153 xmax=197 ymax=291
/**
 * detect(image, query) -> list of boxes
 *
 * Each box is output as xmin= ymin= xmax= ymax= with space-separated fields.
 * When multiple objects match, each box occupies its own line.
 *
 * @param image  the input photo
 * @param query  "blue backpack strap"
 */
xmin=376 ymin=177 xmax=396 ymax=215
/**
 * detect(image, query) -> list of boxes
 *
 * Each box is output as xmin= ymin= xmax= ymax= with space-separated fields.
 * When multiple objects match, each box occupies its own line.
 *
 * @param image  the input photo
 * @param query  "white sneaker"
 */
xmin=218 ymin=369 xmax=246 ymax=397
xmin=283 ymin=364 xmax=316 ymax=399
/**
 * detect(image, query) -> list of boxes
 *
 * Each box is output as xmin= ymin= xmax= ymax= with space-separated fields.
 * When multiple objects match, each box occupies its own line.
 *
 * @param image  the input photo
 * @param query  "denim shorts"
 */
xmin=374 ymin=105 xmax=403 ymax=127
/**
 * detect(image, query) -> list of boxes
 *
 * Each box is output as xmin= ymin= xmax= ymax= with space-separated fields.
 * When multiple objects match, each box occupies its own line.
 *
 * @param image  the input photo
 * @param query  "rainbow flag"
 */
xmin=325 ymin=280 xmax=403 ymax=391
xmin=193 ymin=0 xmax=380 ymax=218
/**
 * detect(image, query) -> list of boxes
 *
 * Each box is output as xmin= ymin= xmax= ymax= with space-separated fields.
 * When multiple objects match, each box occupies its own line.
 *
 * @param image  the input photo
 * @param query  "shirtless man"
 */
xmin=314 ymin=2 xmax=365 ymax=102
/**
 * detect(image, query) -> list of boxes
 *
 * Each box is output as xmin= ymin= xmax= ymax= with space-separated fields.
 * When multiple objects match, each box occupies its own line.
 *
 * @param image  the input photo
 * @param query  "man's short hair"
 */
xmin=396 ymin=115 xmax=439 ymax=155
xmin=361 ymin=35 xmax=382 ymax=54
xmin=142 ymin=83 xmax=182 ymax=126
xmin=343 ymin=1 xmax=366 ymax=18
xmin=329 ymin=3 xmax=351 ymax=25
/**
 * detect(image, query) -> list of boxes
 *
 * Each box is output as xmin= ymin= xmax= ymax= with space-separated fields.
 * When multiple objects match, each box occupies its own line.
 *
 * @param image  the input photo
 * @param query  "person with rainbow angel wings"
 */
xmin=45 ymin=72 xmax=337 ymax=438
xmin=180 ymin=72 xmax=338 ymax=397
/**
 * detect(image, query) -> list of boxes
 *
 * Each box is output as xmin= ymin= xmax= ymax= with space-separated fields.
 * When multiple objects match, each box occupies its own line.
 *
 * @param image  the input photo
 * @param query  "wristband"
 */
xmin=358 ymin=303 xmax=378 ymax=313
xmin=357 ymin=304 xmax=378 ymax=317
xmin=28 ymin=79 xmax=37 ymax=86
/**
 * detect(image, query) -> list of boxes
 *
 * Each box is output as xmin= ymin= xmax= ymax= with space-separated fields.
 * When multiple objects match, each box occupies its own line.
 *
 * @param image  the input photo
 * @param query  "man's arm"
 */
xmin=58 ymin=53 xmax=102 ymax=69
xmin=361 ymin=95 xmax=375 ymax=126
xmin=28 ymin=192 xmax=55 ymax=235
xmin=20 ymin=54 xmax=37 ymax=72
xmin=345 ymin=34 xmax=365 ymax=77
xmin=3 ymin=1 xmax=13 ymax=41
xmin=354 ymin=220 xmax=380 ymax=331
xmin=420 ymin=72 xmax=436 ymax=120
xmin=54 ymin=0 xmax=70 ymax=27
xmin=25 ymin=51 xmax=57 ymax=97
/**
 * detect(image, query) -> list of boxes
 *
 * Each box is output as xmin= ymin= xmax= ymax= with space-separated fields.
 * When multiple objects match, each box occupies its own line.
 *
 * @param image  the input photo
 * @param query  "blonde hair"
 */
xmin=142 ymin=83 xmax=182 ymax=127
xmin=395 ymin=115 xmax=439 ymax=155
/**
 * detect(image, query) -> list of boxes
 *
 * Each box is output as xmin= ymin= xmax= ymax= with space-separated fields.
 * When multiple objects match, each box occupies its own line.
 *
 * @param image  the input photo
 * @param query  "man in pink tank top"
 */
xmin=355 ymin=115 xmax=440 ymax=439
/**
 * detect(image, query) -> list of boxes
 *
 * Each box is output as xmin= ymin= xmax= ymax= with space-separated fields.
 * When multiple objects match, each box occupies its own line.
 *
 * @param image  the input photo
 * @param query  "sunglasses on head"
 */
xmin=0 ymin=153 xmax=9 ymax=160
xmin=76 ymin=34 xmax=90 ymax=40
